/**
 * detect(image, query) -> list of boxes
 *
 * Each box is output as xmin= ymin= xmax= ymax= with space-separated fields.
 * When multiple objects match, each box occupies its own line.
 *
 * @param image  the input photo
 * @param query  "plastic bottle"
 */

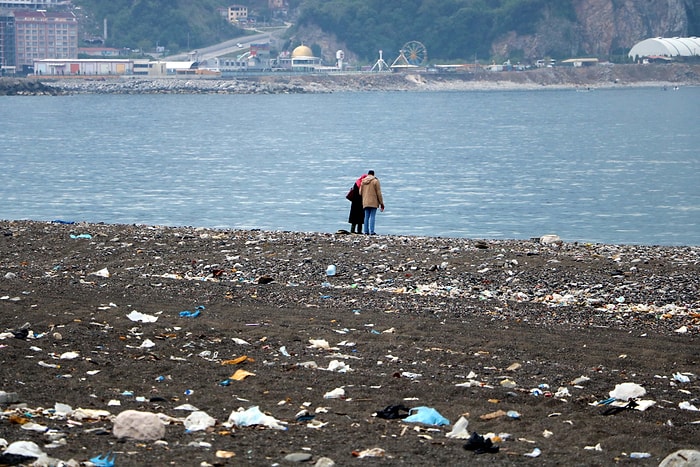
xmin=326 ymin=265 xmax=336 ymax=276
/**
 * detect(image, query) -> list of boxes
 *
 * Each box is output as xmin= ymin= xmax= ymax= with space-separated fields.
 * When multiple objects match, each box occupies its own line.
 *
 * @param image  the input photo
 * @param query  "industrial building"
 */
xmin=628 ymin=37 xmax=700 ymax=61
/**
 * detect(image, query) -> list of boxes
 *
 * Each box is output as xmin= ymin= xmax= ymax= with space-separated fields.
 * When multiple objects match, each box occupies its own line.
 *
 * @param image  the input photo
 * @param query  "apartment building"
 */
xmin=0 ymin=13 xmax=15 ymax=71
xmin=228 ymin=5 xmax=247 ymax=23
xmin=12 ymin=9 xmax=78 ymax=68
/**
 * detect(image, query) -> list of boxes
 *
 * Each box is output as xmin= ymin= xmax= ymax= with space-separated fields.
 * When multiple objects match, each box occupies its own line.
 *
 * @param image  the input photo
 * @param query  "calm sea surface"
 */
xmin=1 ymin=87 xmax=698 ymax=245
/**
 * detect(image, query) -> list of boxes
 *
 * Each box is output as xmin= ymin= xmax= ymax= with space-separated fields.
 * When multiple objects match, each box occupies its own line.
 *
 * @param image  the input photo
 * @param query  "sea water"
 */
xmin=1 ymin=87 xmax=698 ymax=245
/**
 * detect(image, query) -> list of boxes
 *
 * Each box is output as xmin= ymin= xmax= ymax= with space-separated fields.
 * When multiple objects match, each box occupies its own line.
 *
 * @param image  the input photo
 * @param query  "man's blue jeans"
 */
xmin=363 ymin=207 xmax=377 ymax=234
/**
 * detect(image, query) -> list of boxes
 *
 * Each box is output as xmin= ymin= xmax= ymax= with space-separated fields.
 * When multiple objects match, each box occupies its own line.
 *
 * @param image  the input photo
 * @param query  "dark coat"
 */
xmin=348 ymin=183 xmax=364 ymax=225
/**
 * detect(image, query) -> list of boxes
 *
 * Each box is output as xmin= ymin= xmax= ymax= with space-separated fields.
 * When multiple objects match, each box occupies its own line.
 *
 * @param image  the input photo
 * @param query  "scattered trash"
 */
xmin=463 ymin=432 xmax=499 ymax=454
xmin=1 ymin=222 xmax=697 ymax=465
xmin=229 ymin=369 xmax=255 ymax=381
xmin=397 ymin=370 xmax=420 ymax=379
xmin=139 ymin=339 xmax=155 ymax=349
xmin=609 ymin=382 xmax=646 ymax=401
xmin=90 ymin=451 xmax=117 ymax=467
xmin=352 ymin=448 xmax=385 ymax=458
xmin=374 ymin=404 xmax=409 ymax=420
xmin=673 ymin=372 xmax=691 ymax=383
xmin=679 ymin=401 xmax=699 ymax=411
xmin=629 ymin=452 xmax=651 ymax=459
xmin=295 ymin=409 xmax=314 ymax=422
xmin=0 ymin=441 xmax=50 ymax=465
xmin=223 ymin=406 xmax=287 ymax=430
xmin=90 ymin=267 xmax=110 ymax=278
xmin=601 ymin=399 xmax=639 ymax=415
xmin=500 ymin=378 xmax=517 ymax=388
xmin=584 ymin=443 xmax=603 ymax=451
xmin=174 ymin=404 xmax=199 ymax=411
xmin=184 ymin=411 xmax=216 ymax=432
xmin=480 ymin=410 xmax=506 ymax=420
xmin=323 ymin=387 xmax=345 ymax=399
xmin=179 ymin=305 xmax=205 ymax=318
xmin=445 ymin=416 xmax=470 ymax=439
xmin=70 ymin=233 xmax=92 ymax=239
xmin=403 ymin=406 xmax=449 ymax=426
xmin=325 ymin=360 xmax=352 ymax=372
xmin=309 ymin=339 xmax=331 ymax=349
xmin=221 ymin=355 xmax=253 ymax=365
xmin=326 ymin=265 xmax=336 ymax=276
xmin=126 ymin=310 xmax=158 ymax=323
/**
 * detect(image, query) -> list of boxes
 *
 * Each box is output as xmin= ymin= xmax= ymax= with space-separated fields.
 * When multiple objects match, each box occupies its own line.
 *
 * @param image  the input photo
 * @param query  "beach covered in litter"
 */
xmin=0 ymin=220 xmax=698 ymax=466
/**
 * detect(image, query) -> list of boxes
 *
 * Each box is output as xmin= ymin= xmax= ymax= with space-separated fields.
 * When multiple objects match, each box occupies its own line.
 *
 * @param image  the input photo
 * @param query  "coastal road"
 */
xmin=165 ymin=25 xmax=290 ymax=62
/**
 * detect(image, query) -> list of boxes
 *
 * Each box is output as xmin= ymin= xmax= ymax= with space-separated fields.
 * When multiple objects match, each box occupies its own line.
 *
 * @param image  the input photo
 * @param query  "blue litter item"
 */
xmin=179 ymin=310 xmax=201 ymax=318
xmin=403 ymin=406 xmax=450 ymax=426
xmin=70 ymin=233 xmax=92 ymax=239
xmin=90 ymin=451 xmax=116 ymax=467
xmin=597 ymin=397 xmax=617 ymax=405
xmin=180 ymin=305 xmax=204 ymax=318
xmin=52 ymin=219 xmax=75 ymax=224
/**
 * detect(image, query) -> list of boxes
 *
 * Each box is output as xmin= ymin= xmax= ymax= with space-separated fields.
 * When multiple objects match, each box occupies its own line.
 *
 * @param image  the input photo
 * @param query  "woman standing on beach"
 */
xmin=347 ymin=173 xmax=366 ymax=234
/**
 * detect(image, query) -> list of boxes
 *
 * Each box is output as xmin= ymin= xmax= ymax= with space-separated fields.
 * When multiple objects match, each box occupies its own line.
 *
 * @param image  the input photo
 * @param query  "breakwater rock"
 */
xmin=2 ymin=63 xmax=699 ymax=96
xmin=0 ymin=78 xmax=62 ymax=96
xmin=41 ymin=77 xmax=311 ymax=95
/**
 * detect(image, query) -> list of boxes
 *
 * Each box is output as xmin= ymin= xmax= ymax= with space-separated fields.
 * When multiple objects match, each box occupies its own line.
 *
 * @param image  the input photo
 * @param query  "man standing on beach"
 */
xmin=360 ymin=170 xmax=384 ymax=235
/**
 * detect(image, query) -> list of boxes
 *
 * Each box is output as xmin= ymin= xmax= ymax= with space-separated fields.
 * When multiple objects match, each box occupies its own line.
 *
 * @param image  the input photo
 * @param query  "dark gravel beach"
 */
xmin=0 ymin=220 xmax=698 ymax=466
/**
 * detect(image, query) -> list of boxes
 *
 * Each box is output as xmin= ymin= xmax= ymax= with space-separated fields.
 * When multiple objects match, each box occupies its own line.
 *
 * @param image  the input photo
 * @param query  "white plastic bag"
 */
xmin=224 ymin=406 xmax=287 ymax=430
xmin=184 ymin=411 xmax=216 ymax=432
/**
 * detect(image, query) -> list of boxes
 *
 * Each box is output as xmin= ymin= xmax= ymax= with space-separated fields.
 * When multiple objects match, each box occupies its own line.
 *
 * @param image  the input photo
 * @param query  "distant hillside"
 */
xmin=293 ymin=0 xmax=699 ymax=64
xmin=70 ymin=0 xmax=699 ymax=63
xmin=72 ymin=0 xmax=243 ymax=53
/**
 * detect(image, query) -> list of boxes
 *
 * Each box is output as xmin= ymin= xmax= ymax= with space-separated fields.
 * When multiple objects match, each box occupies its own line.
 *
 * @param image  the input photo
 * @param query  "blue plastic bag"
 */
xmin=403 ymin=406 xmax=450 ymax=426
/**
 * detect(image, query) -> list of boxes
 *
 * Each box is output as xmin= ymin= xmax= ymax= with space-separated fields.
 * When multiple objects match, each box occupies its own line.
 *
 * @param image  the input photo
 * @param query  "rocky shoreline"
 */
xmin=0 ymin=220 xmax=698 ymax=466
xmin=1 ymin=63 xmax=699 ymax=95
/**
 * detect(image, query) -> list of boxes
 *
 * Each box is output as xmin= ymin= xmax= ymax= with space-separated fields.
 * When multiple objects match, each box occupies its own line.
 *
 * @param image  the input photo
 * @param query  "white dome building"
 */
xmin=291 ymin=45 xmax=322 ymax=70
xmin=274 ymin=45 xmax=323 ymax=71
xmin=628 ymin=37 xmax=700 ymax=60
